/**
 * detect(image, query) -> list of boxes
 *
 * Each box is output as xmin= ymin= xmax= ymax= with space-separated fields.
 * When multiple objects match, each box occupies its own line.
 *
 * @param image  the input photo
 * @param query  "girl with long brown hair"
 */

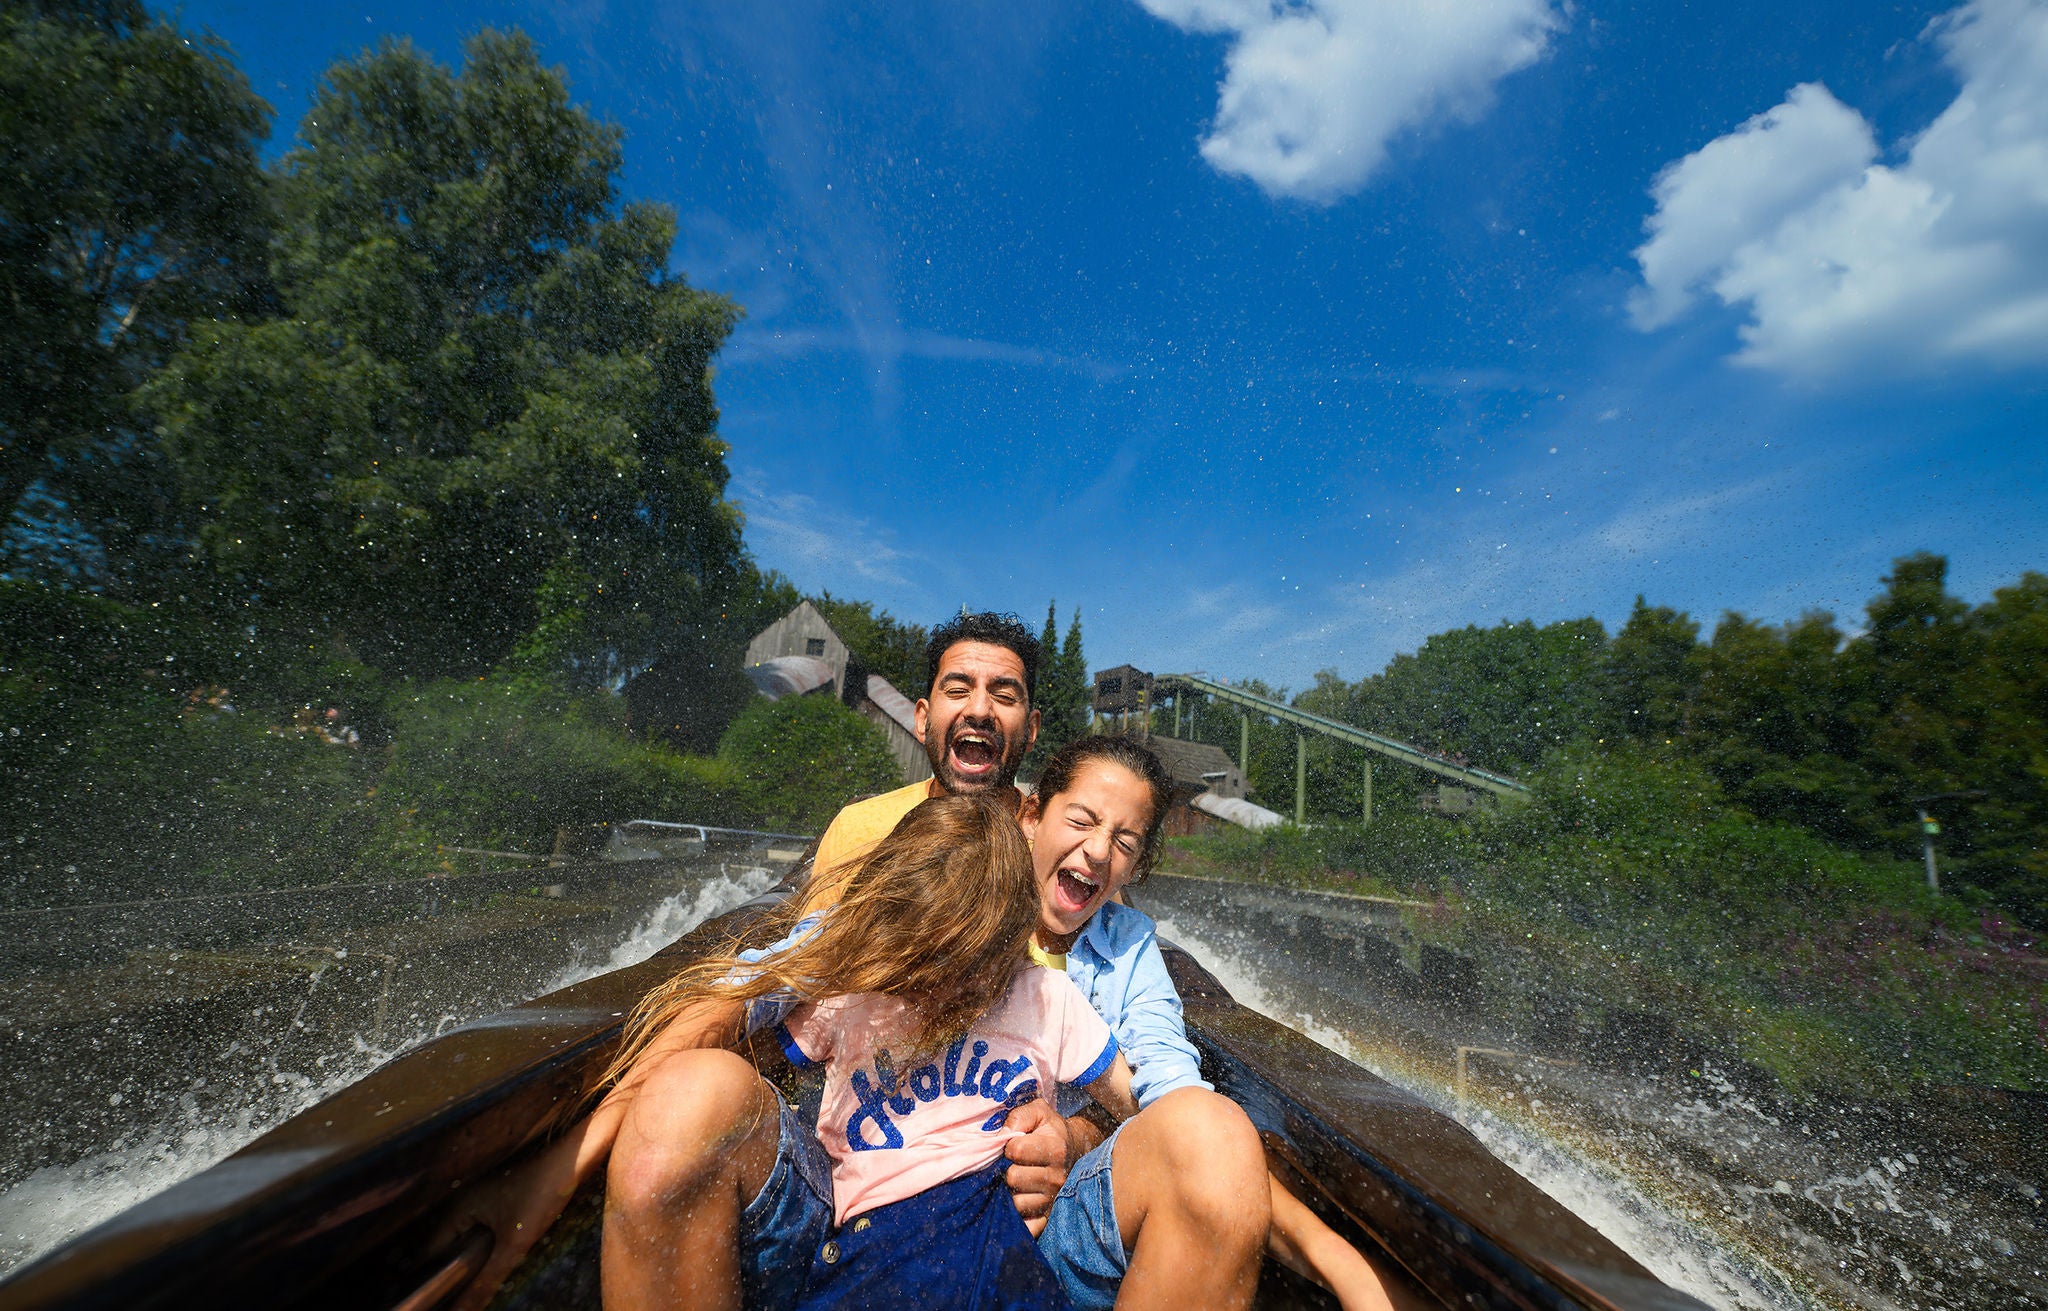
xmin=605 ymin=791 xmax=1140 ymax=1311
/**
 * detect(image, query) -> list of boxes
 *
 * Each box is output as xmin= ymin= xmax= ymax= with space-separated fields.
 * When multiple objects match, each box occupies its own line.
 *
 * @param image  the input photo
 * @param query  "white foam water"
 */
xmin=0 ymin=1043 xmax=390 ymax=1274
xmin=544 ymin=863 xmax=777 ymax=991
xmin=0 ymin=864 xmax=774 ymax=1277
xmin=1155 ymin=915 xmax=1815 ymax=1311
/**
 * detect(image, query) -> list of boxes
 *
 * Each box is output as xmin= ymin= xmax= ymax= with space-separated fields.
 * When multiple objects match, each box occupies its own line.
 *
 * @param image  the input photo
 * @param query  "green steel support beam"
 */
xmin=1362 ymin=758 xmax=1374 ymax=826
xmin=1157 ymin=673 xmax=1529 ymax=798
xmin=1239 ymin=712 xmax=1250 ymax=776
xmin=1295 ymin=732 xmax=1307 ymax=825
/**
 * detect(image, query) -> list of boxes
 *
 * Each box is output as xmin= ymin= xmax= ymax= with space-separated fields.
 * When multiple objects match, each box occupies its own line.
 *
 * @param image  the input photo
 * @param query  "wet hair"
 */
xmin=923 ymin=611 xmax=1040 ymax=702
xmin=606 ymin=794 xmax=1038 ymax=1084
xmin=1031 ymin=734 xmax=1175 ymax=881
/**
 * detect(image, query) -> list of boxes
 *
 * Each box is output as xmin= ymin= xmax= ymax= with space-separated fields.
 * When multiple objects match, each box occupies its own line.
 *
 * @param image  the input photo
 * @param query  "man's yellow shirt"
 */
xmin=796 ymin=777 xmax=1030 ymax=918
xmin=796 ymin=778 xmax=938 ymax=916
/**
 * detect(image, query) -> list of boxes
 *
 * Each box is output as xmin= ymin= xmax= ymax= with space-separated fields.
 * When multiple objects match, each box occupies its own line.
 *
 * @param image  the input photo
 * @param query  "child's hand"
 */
xmin=1001 ymin=1099 xmax=1073 ymax=1236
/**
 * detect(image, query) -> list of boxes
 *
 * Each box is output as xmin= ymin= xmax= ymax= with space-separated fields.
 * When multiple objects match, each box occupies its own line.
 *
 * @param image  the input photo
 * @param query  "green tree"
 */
xmin=1687 ymin=609 xmax=1870 ymax=843
xmin=1355 ymin=617 xmax=1609 ymax=771
xmin=0 ymin=0 xmax=271 ymax=579
xmin=1840 ymin=553 xmax=1983 ymax=826
xmin=1962 ymin=571 xmax=2048 ymax=920
xmin=1602 ymin=596 xmax=1701 ymax=741
xmin=145 ymin=31 xmax=743 ymax=682
xmin=1058 ymin=606 xmax=1087 ymax=733
xmin=716 ymin=694 xmax=900 ymax=835
xmin=1024 ymin=602 xmax=1086 ymax=773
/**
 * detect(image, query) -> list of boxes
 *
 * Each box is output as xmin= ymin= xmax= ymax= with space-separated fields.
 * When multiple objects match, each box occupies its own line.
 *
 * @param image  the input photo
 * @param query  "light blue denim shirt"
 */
xmin=739 ymin=901 xmax=1210 ymax=1115
xmin=1052 ymin=899 xmax=1212 ymax=1116
xmin=737 ymin=914 xmax=820 ymax=1037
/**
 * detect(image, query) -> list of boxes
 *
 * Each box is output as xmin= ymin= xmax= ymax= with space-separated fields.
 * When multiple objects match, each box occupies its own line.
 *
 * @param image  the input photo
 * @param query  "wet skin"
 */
xmin=914 ymin=640 xmax=1039 ymax=794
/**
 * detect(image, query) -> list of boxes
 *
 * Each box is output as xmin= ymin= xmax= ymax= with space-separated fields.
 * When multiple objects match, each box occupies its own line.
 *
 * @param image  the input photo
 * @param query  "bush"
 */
xmin=715 ymin=695 xmax=902 ymax=835
xmin=1167 ymin=813 xmax=1474 ymax=898
xmin=1161 ymin=739 xmax=2042 ymax=1094
xmin=369 ymin=678 xmax=754 ymax=864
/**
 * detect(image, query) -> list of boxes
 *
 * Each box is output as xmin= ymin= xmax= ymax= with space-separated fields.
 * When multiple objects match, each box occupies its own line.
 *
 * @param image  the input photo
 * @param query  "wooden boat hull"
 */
xmin=0 ymin=887 xmax=1707 ymax=1311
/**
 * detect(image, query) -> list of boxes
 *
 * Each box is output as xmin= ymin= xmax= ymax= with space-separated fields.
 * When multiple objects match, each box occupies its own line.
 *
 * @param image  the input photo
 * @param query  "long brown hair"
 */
xmin=604 ymin=793 xmax=1038 ymax=1085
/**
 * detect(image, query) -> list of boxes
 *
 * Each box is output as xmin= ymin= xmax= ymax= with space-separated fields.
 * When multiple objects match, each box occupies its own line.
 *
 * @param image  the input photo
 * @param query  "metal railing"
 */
xmin=1157 ymin=672 xmax=1530 ymax=798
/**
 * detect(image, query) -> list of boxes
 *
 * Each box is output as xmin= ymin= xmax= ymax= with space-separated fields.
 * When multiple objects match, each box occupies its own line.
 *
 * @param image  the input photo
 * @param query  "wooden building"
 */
xmin=744 ymin=601 xmax=932 ymax=785
xmin=744 ymin=600 xmax=852 ymax=696
xmin=1093 ymin=664 xmax=1152 ymax=715
xmin=1132 ymin=733 xmax=1252 ymax=836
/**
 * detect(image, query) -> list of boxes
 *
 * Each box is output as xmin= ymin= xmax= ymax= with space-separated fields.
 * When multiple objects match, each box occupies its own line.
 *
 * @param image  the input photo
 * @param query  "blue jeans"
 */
xmin=738 ymin=1095 xmax=836 ymax=1311
xmin=1036 ymin=1122 xmax=1129 ymax=1311
xmin=741 ymin=1098 xmax=1068 ymax=1310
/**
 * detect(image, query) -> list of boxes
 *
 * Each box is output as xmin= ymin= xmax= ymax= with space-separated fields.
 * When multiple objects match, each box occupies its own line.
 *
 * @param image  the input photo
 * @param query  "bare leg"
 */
xmin=602 ymin=1049 xmax=782 ymax=1311
xmin=1108 ymin=1088 xmax=1270 ymax=1311
xmin=1266 ymin=1172 xmax=1407 ymax=1311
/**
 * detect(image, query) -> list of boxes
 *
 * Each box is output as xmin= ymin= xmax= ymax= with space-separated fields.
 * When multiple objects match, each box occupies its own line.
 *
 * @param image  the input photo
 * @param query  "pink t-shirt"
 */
xmin=778 ymin=965 xmax=1118 ymax=1225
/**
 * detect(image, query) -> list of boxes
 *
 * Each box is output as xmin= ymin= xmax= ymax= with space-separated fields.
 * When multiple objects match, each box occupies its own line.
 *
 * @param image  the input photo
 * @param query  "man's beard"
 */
xmin=925 ymin=717 xmax=1022 ymax=794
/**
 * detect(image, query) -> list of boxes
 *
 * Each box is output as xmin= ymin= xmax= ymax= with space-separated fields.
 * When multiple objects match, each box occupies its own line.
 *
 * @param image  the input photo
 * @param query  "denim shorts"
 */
xmin=1035 ymin=1122 xmax=1129 ymax=1311
xmin=738 ymin=1094 xmax=836 ymax=1311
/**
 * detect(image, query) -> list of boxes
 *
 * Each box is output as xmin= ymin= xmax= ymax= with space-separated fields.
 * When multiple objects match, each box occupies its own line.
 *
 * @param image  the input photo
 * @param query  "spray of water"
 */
xmin=1155 ymin=914 xmax=1816 ymax=1311
xmin=0 ymin=865 xmax=774 ymax=1276
xmin=0 ymin=1037 xmax=395 ymax=1272
xmin=545 ymin=863 xmax=777 ymax=991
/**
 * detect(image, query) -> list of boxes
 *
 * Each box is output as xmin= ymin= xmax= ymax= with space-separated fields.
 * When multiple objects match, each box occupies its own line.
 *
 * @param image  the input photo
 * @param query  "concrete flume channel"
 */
xmin=2 ymin=857 xmax=2039 ymax=1309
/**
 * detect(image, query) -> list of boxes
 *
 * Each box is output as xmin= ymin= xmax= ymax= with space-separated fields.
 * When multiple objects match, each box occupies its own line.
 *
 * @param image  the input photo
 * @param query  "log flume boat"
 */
xmin=0 ymin=866 xmax=1709 ymax=1311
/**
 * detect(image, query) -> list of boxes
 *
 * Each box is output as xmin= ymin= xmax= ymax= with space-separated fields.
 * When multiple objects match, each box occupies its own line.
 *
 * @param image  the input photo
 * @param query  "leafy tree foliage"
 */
xmin=145 ymin=31 xmax=744 ymax=680
xmin=1056 ymin=607 xmax=1087 ymax=738
xmin=1024 ymin=602 xmax=1088 ymax=774
xmin=1178 ymin=554 xmax=2042 ymax=923
xmin=809 ymin=592 xmax=928 ymax=695
xmin=715 ymin=694 xmax=900 ymax=835
xmin=1603 ymin=596 xmax=1699 ymax=741
xmin=0 ymin=0 xmax=271 ymax=579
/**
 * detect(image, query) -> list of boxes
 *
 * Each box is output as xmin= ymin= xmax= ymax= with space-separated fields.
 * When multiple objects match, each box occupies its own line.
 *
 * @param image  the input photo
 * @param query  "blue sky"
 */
xmin=184 ymin=0 xmax=2048 ymax=691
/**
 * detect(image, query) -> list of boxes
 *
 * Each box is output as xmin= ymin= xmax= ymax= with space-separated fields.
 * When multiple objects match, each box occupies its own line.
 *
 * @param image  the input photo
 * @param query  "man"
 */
xmin=795 ymin=610 xmax=1043 ymax=918
xmin=451 ymin=613 xmax=1264 ymax=1311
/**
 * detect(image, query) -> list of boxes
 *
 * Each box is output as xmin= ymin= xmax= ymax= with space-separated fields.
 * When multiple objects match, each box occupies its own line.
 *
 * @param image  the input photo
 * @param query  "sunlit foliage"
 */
xmin=144 ymin=30 xmax=748 ymax=681
xmin=1163 ymin=554 xmax=2046 ymax=923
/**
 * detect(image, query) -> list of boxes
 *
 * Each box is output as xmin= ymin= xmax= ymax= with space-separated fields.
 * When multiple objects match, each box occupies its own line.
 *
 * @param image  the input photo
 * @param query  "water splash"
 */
xmin=1156 ymin=914 xmax=1813 ymax=1311
xmin=0 ymin=863 xmax=773 ymax=1277
xmin=545 ymin=863 xmax=777 ymax=990
xmin=0 ymin=1039 xmax=389 ymax=1273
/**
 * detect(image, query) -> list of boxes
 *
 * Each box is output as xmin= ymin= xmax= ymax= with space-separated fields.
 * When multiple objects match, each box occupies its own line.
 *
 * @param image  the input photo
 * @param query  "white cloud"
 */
xmin=1628 ymin=84 xmax=1876 ymax=332
xmin=1631 ymin=0 xmax=2048 ymax=377
xmin=1137 ymin=0 xmax=1564 ymax=202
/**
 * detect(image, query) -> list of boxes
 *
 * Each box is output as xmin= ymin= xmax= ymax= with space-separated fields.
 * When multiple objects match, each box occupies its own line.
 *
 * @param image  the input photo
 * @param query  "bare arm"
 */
xmin=1083 ymin=1052 xmax=1140 ymax=1123
xmin=442 ymin=998 xmax=745 ymax=1310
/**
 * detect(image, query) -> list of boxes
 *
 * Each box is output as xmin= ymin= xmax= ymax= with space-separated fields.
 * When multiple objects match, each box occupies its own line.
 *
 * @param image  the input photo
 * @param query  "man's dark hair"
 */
xmin=923 ymin=611 xmax=1040 ymax=701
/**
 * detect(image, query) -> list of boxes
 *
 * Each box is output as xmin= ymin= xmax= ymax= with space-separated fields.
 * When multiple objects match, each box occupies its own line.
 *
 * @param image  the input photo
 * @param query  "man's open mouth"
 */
xmin=1052 ymin=865 xmax=1099 ymax=915
xmin=947 ymin=726 xmax=1002 ymax=777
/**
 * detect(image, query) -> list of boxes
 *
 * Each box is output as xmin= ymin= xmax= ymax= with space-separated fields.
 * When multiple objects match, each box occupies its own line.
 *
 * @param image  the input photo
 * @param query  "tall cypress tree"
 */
xmin=1023 ymin=601 xmax=1086 ymax=774
xmin=1061 ymin=607 xmax=1087 ymax=735
xmin=1038 ymin=601 xmax=1061 ymax=706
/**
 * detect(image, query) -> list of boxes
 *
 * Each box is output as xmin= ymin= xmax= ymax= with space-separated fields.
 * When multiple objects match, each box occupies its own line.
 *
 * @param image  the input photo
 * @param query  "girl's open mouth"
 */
xmin=1053 ymin=866 xmax=1099 ymax=914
